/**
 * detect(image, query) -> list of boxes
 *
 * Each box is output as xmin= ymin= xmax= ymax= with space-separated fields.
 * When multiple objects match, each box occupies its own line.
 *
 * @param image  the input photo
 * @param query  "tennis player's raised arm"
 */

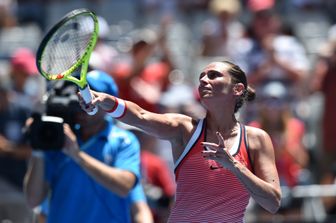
xmin=80 ymin=91 xmax=194 ymax=141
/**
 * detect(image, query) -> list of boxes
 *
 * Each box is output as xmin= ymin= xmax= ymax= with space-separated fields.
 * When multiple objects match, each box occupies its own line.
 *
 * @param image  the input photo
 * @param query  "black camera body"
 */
xmin=27 ymin=81 xmax=80 ymax=150
xmin=28 ymin=114 xmax=65 ymax=150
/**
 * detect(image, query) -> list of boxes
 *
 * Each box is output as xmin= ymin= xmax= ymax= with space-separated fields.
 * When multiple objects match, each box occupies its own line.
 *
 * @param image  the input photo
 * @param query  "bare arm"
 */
xmin=240 ymin=127 xmax=281 ymax=213
xmin=23 ymin=118 xmax=49 ymax=208
xmin=202 ymin=128 xmax=281 ymax=213
xmin=131 ymin=201 xmax=154 ymax=223
xmin=23 ymin=154 xmax=49 ymax=208
xmin=80 ymin=91 xmax=194 ymax=141
xmin=62 ymin=124 xmax=136 ymax=196
xmin=0 ymin=134 xmax=32 ymax=159
xmin=310 ymin=57 xmax=328 ymax=92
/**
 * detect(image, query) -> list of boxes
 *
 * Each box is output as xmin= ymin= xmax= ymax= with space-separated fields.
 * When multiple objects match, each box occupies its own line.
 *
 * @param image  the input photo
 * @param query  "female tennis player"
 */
xmin=79 ymin=61 xmax=281 ymax=222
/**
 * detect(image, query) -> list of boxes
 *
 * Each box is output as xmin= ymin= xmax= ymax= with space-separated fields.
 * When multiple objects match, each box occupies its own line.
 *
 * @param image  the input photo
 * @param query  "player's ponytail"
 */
xmin=246 ymin=85 xmax=256 ymax=102
xmin=221 ymin=61 xmax=256 ymax=113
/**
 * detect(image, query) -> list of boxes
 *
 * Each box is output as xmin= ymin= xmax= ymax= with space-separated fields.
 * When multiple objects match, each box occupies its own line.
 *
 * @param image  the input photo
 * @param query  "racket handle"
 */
xmin=80 ymin=85 xmax=98 ymax=115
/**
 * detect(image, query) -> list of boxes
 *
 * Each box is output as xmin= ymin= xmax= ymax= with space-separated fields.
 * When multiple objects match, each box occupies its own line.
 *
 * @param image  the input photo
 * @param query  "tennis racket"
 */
xmin=36 ymin=8 xmax=99 ymax=115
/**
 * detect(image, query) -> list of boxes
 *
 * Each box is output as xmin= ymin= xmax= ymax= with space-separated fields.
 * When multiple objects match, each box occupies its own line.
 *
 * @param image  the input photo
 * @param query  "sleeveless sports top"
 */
xmin=168 ymin=119 xmax=253 ymax=223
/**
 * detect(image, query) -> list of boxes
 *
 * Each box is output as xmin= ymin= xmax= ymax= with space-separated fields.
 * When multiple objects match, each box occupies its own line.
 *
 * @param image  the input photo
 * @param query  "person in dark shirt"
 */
xmin=0 ymin=84 xmax=33 ymax=222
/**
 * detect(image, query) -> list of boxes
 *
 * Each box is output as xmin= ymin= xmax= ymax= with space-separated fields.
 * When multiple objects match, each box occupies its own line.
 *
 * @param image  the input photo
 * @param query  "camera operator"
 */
xmin=23 ymin=70 xmax=153 ymax=223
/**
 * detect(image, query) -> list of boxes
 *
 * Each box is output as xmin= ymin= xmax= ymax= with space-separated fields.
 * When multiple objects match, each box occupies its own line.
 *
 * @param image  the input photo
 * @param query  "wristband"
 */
xmin=106 ymin=97 xmax=127 ymax=119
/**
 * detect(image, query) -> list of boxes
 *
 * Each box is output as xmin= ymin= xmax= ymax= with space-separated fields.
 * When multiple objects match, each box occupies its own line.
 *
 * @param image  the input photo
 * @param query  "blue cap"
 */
xmin=86 ymin=70 xmax=118 ymax=97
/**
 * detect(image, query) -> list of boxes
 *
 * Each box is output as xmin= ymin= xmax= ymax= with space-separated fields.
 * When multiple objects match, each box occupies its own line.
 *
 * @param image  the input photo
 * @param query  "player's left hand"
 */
xmin=201 ymin=131 xmax=237 ymax=171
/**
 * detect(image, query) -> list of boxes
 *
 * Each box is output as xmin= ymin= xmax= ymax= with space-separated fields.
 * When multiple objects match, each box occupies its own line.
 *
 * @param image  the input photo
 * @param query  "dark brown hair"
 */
xmin=221 ymin=61 xmax=256 ymax=113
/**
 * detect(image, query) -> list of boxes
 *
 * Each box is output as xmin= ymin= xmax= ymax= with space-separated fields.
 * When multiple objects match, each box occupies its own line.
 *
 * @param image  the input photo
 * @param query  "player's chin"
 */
xmin=198 ymin=87 xmax=212 ymax=95
xmin=199 ymin=92 xmax=213 ymax=99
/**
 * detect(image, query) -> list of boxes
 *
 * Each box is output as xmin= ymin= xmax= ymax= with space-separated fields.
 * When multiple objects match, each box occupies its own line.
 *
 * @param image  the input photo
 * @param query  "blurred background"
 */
xmin=1 ymin=0 xmax=336 ymax=222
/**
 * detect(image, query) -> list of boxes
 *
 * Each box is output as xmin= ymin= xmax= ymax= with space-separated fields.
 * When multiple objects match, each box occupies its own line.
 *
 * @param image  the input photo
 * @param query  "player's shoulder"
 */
xmin=245 ymin=125 xmax=268 ymax=136
xmin=163 ymin=113 xmax=198 ymax=137
xmin=245 ymin=125 xmax=272 ymax=148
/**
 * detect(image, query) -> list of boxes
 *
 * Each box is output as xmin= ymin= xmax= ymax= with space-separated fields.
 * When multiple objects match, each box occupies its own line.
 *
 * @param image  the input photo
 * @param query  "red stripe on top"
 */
xmin=168 ymin=121 xmax=252 ymax=223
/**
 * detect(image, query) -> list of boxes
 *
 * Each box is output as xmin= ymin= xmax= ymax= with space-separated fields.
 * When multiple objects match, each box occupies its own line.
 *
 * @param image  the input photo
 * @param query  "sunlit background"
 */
xmin=1 ymin=0 xmax=336 ymax=222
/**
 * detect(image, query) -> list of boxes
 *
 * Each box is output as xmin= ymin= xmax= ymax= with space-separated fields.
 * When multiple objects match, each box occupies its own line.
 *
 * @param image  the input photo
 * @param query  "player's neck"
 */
xmin=206 ymin=113 xmax=238 ymax=135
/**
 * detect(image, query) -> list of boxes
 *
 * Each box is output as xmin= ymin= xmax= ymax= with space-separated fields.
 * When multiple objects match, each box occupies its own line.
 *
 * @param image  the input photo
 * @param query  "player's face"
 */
xmin=198 ymin=62 xmax=233 ymax=99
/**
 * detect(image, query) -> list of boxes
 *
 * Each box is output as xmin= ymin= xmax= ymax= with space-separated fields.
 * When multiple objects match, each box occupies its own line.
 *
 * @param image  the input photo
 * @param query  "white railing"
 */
xmin=246 ymin=184 xmax=336 ymax=223
xmin=282 ymin=184 xmax=336 ymax=222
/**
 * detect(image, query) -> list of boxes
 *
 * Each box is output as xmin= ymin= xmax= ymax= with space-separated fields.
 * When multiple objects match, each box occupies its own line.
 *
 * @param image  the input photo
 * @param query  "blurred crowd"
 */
xmin=1 ymin=0 xmax=336 ymax=222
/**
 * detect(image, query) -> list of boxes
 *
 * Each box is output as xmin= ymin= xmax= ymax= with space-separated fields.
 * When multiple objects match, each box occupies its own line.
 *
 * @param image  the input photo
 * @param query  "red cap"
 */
xmin=10 ymin=48 xmax=38 ymax=75
xmin=141 ymin=62 xmax=170 ymax=84
xmin=248 ymin=0 xmax=275 ymax=12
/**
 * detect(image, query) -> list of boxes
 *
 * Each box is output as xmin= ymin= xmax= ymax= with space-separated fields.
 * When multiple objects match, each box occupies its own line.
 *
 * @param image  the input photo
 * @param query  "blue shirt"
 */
xmin=44 ymin=120 xmax=141 ymax=223
xmin=40 ymin=181 xmax=147 ymax=220
xmin=128 ymin=181 xmax=147 ymax=204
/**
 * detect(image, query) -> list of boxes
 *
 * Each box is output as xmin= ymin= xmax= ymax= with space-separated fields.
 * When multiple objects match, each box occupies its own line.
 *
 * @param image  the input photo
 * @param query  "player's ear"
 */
xmin=233 ymin=83 xmax=244 ymax=96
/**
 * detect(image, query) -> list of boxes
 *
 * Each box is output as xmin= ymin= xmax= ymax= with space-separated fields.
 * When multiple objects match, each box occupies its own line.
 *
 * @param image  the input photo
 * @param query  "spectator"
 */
xmin=24 ymin=70 xmax=153 ymax=223
xmin=34 ymin=183 xmax=153 ymax=223
xmin=0 ymin=82 xmax=34 ymax=222
xmin=159 ymin=81 xmax=206 ymax=119
xmin=319 ymin=163 xmax=336 ymax=222
xmin=246 ymin=9 xmax=309 ymax=99
xmin=112 ymin=27 xmax=174 ymax=113
xmin=200 ymin=0 xmax=251 ymax=69
xmin=129 ymin=183 xmax=154 ymax=223
xmin=310 ymin=25 xmax=336 ymax=177
xmin=249 ymin=81 xmax=310 ymax=187
xmin=0 ymin=0 xmax=17 ymax=29
xmin=15 ymin=0 xmax=46 ymax=30
xmin=9 ymin=47 xmax=46 ymax=112
xmin=244 ymin=9 xmax=310 ymax=123
xmin=248 ymin=81 xmax=311 ymax=220
xmin=132 ymin=129 xmax=176 ymax=223
xmin=88 ymin=16 xmax=119 ymax=75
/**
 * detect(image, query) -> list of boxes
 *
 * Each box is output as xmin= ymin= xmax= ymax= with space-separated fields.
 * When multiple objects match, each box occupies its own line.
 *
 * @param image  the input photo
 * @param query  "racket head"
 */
xmin=36 ymin=8 xmax=99 ymax=88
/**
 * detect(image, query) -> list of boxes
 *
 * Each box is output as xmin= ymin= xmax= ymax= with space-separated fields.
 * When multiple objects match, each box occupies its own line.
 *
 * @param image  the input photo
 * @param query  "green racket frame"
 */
xmin=36 ymin=8 xmax=99 ymax=90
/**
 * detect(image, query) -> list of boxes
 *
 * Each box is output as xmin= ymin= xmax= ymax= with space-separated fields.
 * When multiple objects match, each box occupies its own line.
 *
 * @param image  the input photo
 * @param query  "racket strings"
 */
xmin=41 ymin=14 xmax=96 ymax=76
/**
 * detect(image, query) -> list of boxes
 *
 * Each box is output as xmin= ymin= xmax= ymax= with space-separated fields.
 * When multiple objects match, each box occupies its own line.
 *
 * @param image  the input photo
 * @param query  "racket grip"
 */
xmin=79 ymin=85 xmax=98 ymax=115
